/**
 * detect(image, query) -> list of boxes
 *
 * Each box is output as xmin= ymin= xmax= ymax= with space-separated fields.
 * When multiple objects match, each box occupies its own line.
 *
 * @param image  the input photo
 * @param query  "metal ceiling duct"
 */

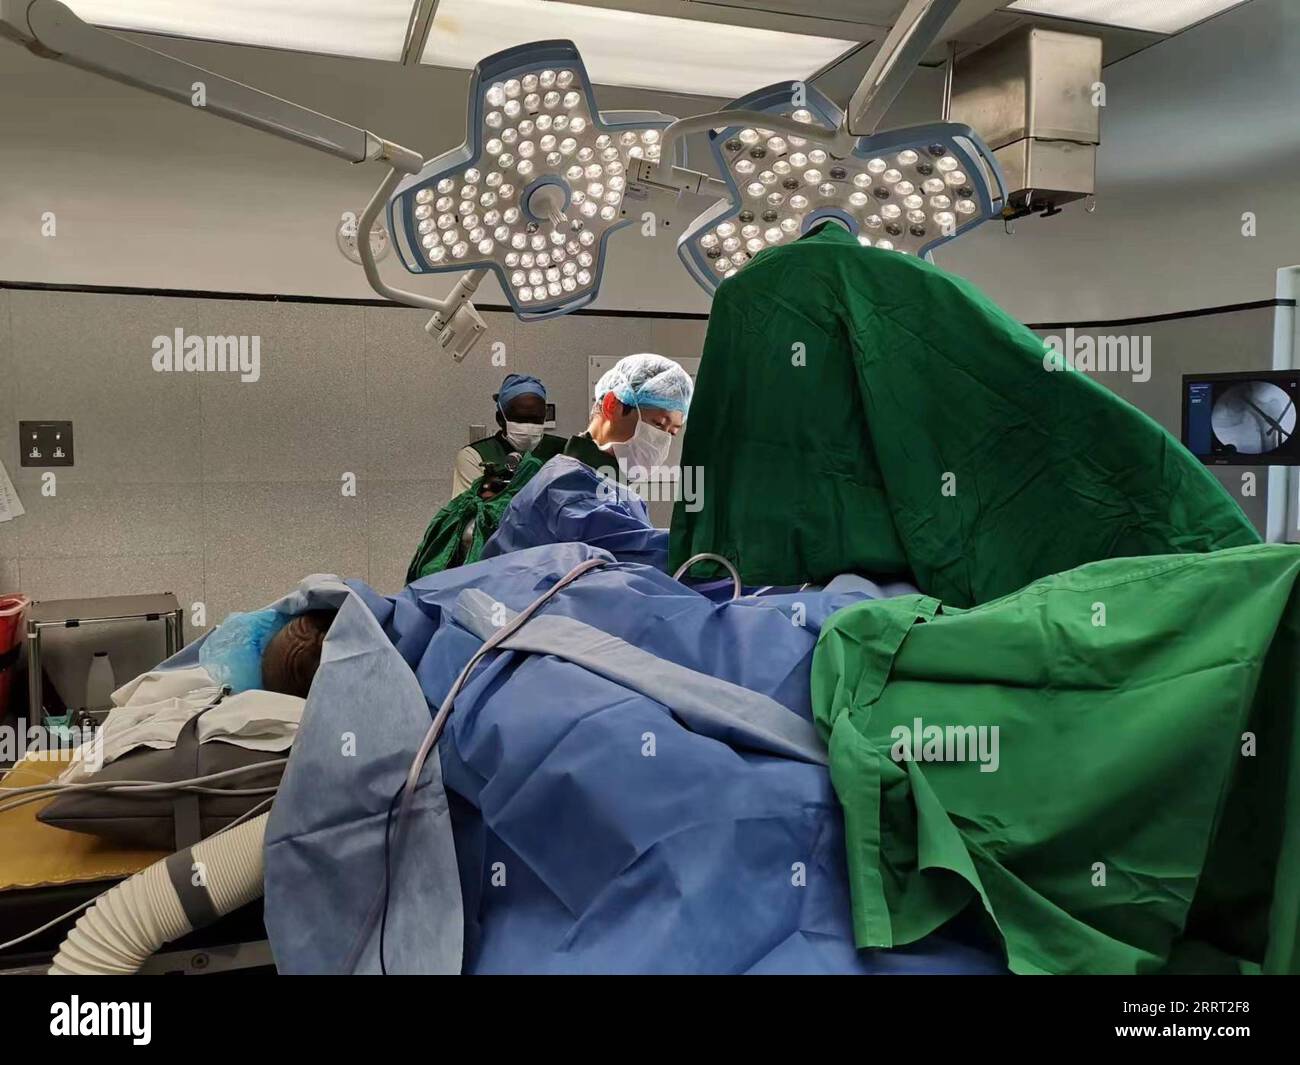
xmin=948 ymin=25 xmax=1102 ymax=218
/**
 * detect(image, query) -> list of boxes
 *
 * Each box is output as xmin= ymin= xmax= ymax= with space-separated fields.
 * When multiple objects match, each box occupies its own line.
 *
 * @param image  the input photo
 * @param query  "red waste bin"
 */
xmin=0 ymin=595 xmax=30 ymax=715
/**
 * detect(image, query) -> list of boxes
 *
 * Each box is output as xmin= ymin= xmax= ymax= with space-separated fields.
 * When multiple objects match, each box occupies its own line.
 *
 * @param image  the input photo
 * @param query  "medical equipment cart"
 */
xmin=26 ymin=593 xmax=184 ymax=722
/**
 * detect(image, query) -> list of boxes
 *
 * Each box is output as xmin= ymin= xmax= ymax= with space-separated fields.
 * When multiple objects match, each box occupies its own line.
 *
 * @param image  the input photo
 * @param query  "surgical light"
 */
xmin=6 ymin=1 xmax=1015 ymax=357
xmin=389 ymin=40 xmax=682 ymax=320
xmin=676 ymin=82 xmax=1006 ymax=293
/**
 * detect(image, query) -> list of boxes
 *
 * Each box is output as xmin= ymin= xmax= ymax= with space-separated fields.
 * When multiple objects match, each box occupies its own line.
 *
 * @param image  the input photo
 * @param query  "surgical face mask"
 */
xmin=503 ymin=420 xmax=545 ymax=453
xmin=612 ymin=412 xmax=673 ymax=473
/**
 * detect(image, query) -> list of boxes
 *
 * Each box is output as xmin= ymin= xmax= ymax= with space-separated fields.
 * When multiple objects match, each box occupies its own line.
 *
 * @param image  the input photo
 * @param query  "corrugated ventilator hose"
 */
xmin=48 ymin=812 xmax=269 ymax=975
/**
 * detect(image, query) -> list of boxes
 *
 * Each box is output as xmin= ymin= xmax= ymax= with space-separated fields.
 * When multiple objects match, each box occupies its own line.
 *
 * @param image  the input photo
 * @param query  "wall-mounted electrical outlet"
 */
xmin=19 ymin=421 xmax=74 ymax=466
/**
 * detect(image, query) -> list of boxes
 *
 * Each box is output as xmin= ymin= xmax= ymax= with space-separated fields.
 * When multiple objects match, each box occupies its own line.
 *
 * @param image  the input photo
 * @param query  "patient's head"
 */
xmin=260 ymin=609 xmax=338 ymax=698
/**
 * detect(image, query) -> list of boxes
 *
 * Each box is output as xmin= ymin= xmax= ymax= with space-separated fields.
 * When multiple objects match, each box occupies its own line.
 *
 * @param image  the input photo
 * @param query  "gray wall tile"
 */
xmin=650 ymin=317 xmax=708 ymax=363
xmin=200 ymin=300 xmax=367 ymax=482
xmin=366 ymin=479 xmax=447 ymax=595
xmin=0 ymin=289 xmax=17 ymax=562
xmin=9 ymin=291 xmax=202 ymax=486
xmin=363 ymin=306 xmax=516 ymax=489
xmin=12 ymin=483 xmax=202 ymax=558
xmin=0 ymin=558 xmax=17 ymax=595
xmin=0 ymin=288 xmax=14 ymax=475
xmin=202 ymin=481 xmax=368 ymax=623
xmin=0 ymin=516 xmax=19 ymax=567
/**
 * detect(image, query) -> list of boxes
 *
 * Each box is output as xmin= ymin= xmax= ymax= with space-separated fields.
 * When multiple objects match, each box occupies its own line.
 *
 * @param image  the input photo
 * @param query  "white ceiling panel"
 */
xmin=422 ymin=0 xmax=859 ymax=98
xmin=1005 ymin=0 xmax=1252 ymax=34
xmin=65 ymin=0 xmax=416 ymax=61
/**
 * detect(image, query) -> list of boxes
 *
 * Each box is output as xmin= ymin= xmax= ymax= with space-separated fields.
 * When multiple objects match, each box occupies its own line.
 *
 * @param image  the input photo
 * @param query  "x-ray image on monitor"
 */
xmin=1183 ymin=371 xmax=1300 ymax=466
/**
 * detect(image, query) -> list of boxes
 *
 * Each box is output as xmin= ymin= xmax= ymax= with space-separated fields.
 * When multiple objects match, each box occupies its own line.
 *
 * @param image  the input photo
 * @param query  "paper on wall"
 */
xmin=0 ymin=459 xmax=23 ymax=523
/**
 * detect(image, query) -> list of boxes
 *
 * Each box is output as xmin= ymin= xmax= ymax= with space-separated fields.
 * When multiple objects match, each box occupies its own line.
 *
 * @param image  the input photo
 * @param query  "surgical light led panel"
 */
xmin=389 ymin=40 xmax=681 ymax=321
xmin=64 ymin=0 xmax=413 ymax=61
xmin=677 ymin=83 xmax=1005 ymax=295
xmin=423 ymin=0 xmax=858 ymax=99
xmin=1005 ymin=0 xmax=1250 ymax=34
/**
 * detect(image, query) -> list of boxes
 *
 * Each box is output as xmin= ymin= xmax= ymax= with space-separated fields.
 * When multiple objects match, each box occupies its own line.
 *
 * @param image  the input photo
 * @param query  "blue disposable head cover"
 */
xmin=198 ymin=607 xmax=291 ymax=694
xmin=497 ymin=373 xmax=547 ymax=407
xmin=594 ymin=353 xmax=693 ymax=415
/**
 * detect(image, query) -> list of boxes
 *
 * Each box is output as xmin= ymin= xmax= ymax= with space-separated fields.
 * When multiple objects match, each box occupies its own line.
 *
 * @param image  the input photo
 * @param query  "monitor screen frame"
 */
xmin=1181 ymin=369 xmax=1300 ymax=467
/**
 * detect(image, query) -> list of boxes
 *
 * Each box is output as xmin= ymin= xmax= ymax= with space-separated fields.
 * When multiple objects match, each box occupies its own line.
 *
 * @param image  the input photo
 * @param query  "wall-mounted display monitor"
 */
xmin=1182 ymin=370 xmax=1299 ymax=466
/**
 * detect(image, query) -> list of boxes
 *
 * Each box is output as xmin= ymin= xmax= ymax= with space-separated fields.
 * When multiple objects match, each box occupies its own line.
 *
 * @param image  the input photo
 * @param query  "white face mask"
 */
xmin=503 ymin=421 xmax=544 ymax=453
xmin=612 ymin=412 xmax=673 ymax=473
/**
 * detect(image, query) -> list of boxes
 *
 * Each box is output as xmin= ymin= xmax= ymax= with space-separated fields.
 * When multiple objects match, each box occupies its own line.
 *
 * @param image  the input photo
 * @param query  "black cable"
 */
xmin=379 ymin=785 xmax=403 ymax=975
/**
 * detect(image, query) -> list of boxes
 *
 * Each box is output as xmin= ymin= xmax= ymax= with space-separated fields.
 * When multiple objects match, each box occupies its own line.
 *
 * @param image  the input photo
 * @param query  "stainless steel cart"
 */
xmin=26 ymin=593 xmax=184 ymax=722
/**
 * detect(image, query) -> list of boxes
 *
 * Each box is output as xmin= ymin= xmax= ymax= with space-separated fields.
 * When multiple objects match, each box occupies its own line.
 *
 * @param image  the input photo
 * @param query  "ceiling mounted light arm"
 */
xmin=401 ymin=0 xmax=440 ymax=67
xmin=847 ymin=0 xmax=961 ymax=137
xmin=356 ymin=166 xmax=489 ymax=359
xmin=659 ymin=109 xmax=857 ymax=172
xmin=624 ymin=157 xmax=727 ymax=202
xmin=1 ymin=0 xmax=422 ymax=171
xmin=357 ymin=167 xmax=455 ymax=313
xmin=2 ymin=0 xmax=472 ymax=340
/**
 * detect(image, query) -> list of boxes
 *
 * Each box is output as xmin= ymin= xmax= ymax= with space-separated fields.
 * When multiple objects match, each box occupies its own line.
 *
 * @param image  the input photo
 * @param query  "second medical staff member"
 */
xmin=563 ymin=353 xmax=693 ymax=478
xmin=451 ymin=373 xmax=566 ymax=496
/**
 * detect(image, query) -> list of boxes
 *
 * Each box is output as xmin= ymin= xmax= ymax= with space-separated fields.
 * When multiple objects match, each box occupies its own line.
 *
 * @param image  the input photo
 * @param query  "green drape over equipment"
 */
xmin=406 ymin=453 xmax=544 ymax=582
xmin=669 ymin=224 xmax=1258 ymax=606
xmin=811 ymin=542 xmax=1300 ymax=974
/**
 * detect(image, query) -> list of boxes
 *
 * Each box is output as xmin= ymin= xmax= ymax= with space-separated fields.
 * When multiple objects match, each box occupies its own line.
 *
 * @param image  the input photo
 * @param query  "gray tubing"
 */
xmin=672 ymin=552 xmax=743 ymax=600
